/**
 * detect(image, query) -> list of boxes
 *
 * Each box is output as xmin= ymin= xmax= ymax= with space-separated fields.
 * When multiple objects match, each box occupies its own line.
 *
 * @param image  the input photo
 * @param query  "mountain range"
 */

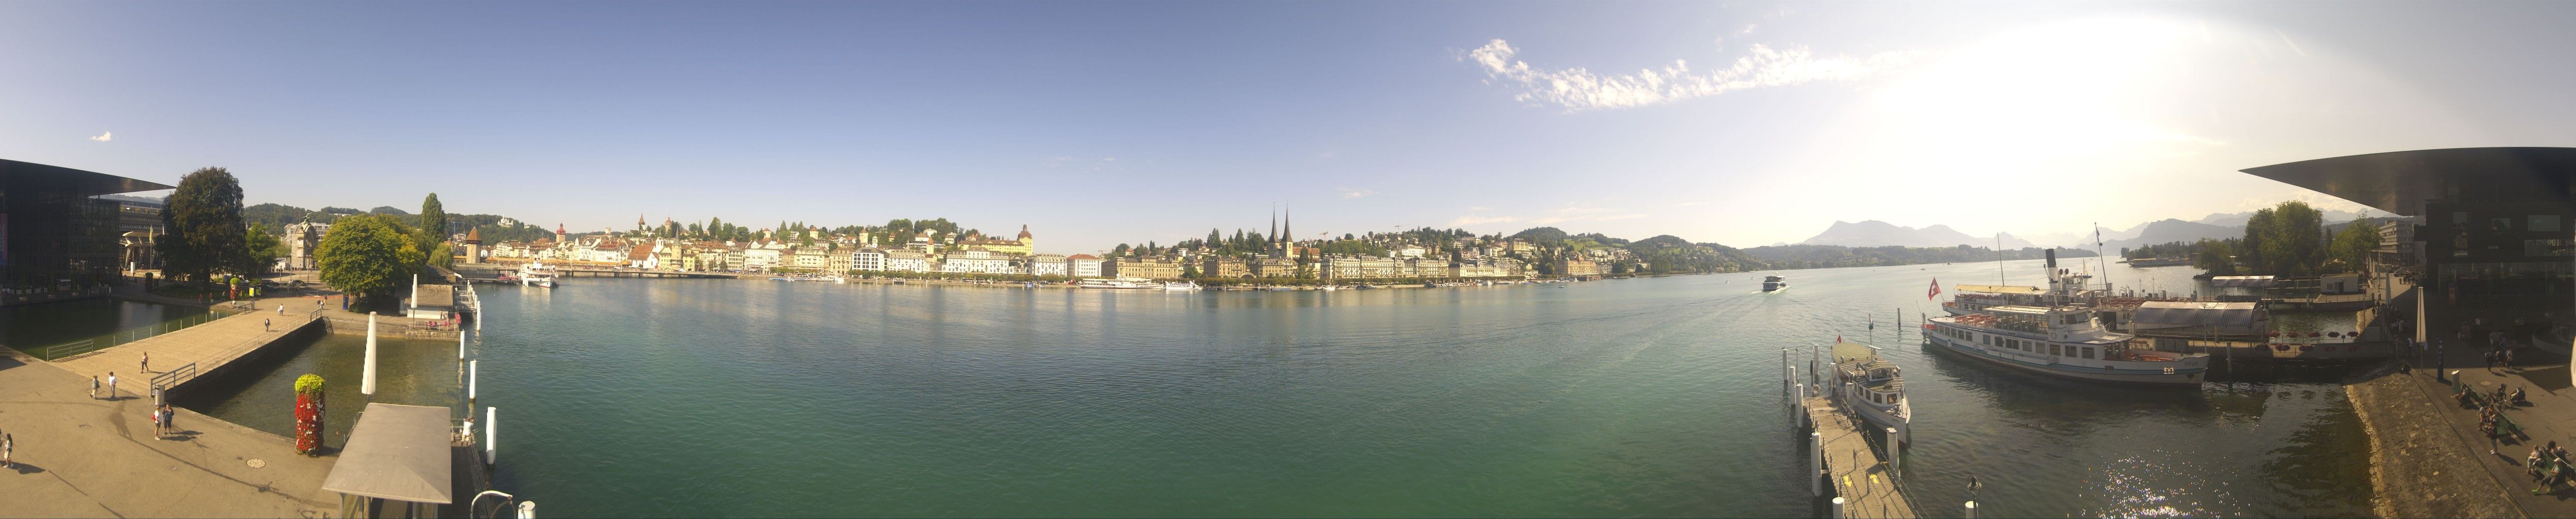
xmin=1801 ymin=207 xmax=2391 ymax=252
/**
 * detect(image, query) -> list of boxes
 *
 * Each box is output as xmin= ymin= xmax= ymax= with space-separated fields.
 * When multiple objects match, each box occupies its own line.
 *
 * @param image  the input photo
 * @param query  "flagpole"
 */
xmin=2096 ymin=222 xmax=2113 ymax=295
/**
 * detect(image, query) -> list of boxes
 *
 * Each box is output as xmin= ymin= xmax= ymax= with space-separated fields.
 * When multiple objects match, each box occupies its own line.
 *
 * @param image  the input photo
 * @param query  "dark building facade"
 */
xmin=0 ymin=160 xmax=174 ymax=288
xmin=2242 ymin=147 xmax=2576 ymax=301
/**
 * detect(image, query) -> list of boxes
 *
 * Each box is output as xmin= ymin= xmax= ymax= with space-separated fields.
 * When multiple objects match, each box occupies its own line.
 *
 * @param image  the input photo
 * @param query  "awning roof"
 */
xmin=2209 ymin=276 xmax=2278 ymax=287
xmin=0 ymin=159 xmax=174 ymax=198
xmin=2132 ymin=301 xmax=2262 ymax=328
xmin=1955 ymin=284 xmax=2044 ymax=295
xmin=2239 ymin=147 xmax=2576 ymax=216
xmin=321 ymin=403 xmax=453 ymax=504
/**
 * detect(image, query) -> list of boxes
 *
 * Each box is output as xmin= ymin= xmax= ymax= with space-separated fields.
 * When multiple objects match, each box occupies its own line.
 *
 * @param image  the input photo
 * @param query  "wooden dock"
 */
xmin=1803 ymin=395 xmax=1916 ymax=518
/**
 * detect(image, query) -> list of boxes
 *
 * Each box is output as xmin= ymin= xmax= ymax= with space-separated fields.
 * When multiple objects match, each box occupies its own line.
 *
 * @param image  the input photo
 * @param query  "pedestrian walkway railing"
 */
xmin=151 ymin=362 xmax=198 ymax=391
xmin=42 ymin=339 xmax=105 ymax=361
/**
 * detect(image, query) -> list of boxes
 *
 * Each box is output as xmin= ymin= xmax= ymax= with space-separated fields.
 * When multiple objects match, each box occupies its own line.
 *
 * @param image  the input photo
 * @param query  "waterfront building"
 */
xmin=1202 ymin=256 xmax=1251 ymax=278
xmin=0 ymin=160 xmax=173 ymax=288
xmin=791 ymin=248 xmax=829 ymax=271
xmin=627 ymin=244 xmax=659 ymax=270
xmin=1067 ymin=254 xmax=1105 ymax=278
xmin=941 ymin=249 xmax=1015 ymax=274
xmin=285 ymin=218 xmax=331 ymax=270
xmin=851 ymin=248 xmax=887 ymax=272
xmin=1108 ymin=256 xmax=1183 ymax=280
xmin=743 ymin=247 xmax=782 ymax=271
xmin=2243 ymin=147 xmax=2576 ymax=307
xmin=1027 ymin=253 xmax=1068 ymax=277
xmin=1256 ymin=256 xmax=1299 ymax=278
xmin=461 ymin=228 xmax=483 ymax=264
xmin=826 ymin=250 xmax=854 ymax=273
xmin=883 ymin=249 xmax=933 ymax=273
xmin=1556 ymin=258 xmax=1602 ymax=278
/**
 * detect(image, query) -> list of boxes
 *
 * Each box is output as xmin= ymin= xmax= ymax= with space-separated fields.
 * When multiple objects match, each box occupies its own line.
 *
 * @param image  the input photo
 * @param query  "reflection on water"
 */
xmin=364 ymin=261 xmax=2367 ymax=516
xmin=0 ymin=298 xmax=208 ymax=353
xmin=175 ymin=333 xmax=463 ymax=449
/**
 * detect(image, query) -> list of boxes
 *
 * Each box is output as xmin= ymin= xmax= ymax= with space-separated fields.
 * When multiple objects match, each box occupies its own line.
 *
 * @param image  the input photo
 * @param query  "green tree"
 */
xmin=2192 ymin=238 xmax=2238 ymax=275
xmin=2242 ymin=201 xmax=2327 ymax=276
xmin=245 ymin=223 xmax=285 ymax=277
xmin=160 ymin=167 xmax=252 ymax=282
xmin=2330 ymin=220 xmax=2379 ymax=273
xmin=316 ymin=213 xmax=425 ymax=310
xmin=414 ymin=192 xmax=451 ymax=266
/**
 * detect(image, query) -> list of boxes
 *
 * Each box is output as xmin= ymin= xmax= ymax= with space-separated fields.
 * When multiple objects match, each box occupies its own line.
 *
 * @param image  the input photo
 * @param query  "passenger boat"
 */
xmin=1762 ymin=275 xmax=1788 ymax=292
xmin=2124 ymin=257 xmax=2193 ymax=268
xmin=1924 ymin=305 xmax=2209 ymax=386
xmin=1829 ymin=342 xmax=1910 ymax=445
xmin=517 ymin=262 xmax=558 ymax=288
xmin=1944 ymin=251 xmax=2101 ymax=316
xmin=816 ymin=275 xmax=847 ymax=284
xmin=1162 ymin=281 xmax=1202 ymax=291
xmin=1076 ymin=278 xmax=1163 ymax=289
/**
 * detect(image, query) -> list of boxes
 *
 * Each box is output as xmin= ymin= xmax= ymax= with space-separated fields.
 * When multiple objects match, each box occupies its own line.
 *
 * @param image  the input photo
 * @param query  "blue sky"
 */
xmin=6 ymin=2 xmax=2575 ymax=253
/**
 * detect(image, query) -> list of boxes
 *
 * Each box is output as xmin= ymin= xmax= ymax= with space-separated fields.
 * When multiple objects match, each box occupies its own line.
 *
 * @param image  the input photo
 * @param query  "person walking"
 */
xmin=3 ymin=433 xmax=12 ymax=469
xmin=139 ymin=351 xmax=148 ymax=373
xmin=263 ymin=318 xmax=270 ymax=331
xmin=277 ymin=304 xmax=285 ymax=316
xmin=90 ymin=376 xmax=99 ymax=399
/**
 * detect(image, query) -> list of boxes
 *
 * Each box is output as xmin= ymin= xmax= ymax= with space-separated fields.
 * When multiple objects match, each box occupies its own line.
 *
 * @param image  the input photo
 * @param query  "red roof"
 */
xmin=629 ymin=244 xmax=654 ymax=261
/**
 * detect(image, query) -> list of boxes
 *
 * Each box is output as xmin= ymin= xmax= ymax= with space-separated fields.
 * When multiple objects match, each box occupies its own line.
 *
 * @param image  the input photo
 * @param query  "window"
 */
xmin=2050 ymin=344 xmax=2062 ymax=356
xmin=2453 ymin=211 xmax=2471 ymax=229
xmin=2082 ymin=347 xmax=2096 ymax=359
xmin=2527 ymin=239 xmax=2571 ymax=257
xmin=2533 ymin=214 xmax=2563 ymax=233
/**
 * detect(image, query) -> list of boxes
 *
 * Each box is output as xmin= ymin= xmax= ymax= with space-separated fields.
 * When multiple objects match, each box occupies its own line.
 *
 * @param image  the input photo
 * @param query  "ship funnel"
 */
xmin=2044 ymin=249 xmax=2057 ymax=268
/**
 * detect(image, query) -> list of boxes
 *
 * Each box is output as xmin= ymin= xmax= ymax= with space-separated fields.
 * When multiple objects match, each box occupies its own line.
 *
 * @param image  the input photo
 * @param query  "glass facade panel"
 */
xmin=2532 ymin=214 xmax=2563 ymax=233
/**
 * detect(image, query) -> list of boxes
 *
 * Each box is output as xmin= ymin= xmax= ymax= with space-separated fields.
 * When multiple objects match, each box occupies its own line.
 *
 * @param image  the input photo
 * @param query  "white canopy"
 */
xmin=321 ymin=403 xmax=454 ymax=504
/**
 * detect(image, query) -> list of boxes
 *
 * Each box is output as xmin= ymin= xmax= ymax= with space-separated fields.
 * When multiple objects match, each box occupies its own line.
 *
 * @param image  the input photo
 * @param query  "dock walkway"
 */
xmin=1804 ymin=395 xmax=1916 ymax=518
xmin=0 ymin=348 xmax=338 ymax=517
xmin=52 ymin=307 xmax=323 ymax=398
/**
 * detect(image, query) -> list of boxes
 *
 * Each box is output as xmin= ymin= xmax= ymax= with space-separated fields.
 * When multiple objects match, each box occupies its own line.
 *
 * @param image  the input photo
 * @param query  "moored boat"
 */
xmin=1162 ymin=281 xmax=1203 ymax=291
xmin=518 ymin=262 xmax=558 ymax=288
xmin=1076 ymin=278 xmax=1163 ymax=289
xmin=1925 ymin=305 xmax=2209 ymax=386
xmin=1829 ymin=342 xmax=1910 ymax=446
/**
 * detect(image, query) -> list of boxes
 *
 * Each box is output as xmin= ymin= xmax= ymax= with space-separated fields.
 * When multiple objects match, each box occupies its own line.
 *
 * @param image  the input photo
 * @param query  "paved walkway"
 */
xmin=0 ymin=348 xmax=338 ymax=517
xmin=1803 ymin=396 xmax=1915 ymax=518
xmin=2365 ymin=318 xmax=2576 ymax=518
xmin=53 ymin=307 xmax=322 ymax=398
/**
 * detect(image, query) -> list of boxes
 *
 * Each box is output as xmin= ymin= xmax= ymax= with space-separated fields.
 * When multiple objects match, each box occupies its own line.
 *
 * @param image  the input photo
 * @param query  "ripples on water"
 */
xmin=443 ymin=261 xmax=2366 ymax=517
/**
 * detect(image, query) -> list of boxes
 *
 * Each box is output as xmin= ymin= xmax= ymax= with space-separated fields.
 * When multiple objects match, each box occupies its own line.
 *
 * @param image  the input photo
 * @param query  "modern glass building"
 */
xmin=2241 ymin=147 xmax=2576 ymax=302
xmin=0 ymin=159 xmax=174 ymax=289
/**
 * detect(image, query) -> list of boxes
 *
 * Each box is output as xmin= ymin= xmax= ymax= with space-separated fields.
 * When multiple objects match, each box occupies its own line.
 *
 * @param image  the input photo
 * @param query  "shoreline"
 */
xmin=2343 ymin=360 xmax=2522 ymax=518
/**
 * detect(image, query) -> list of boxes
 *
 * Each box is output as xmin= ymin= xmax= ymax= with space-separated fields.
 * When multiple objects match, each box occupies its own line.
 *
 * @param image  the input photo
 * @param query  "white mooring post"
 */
xmin=1810 ymin=431 xmax=1824 ymax=497
xmin=363 ymin=312 xmax=378 ymax=396
xmin=1830 ymin=496 xmax=1845 ymax=518
xmin=485 ymin=406 xmax=498 ymax=465
xmin=1965 ymin=501 xmax=1977 ymax=518
xmin=469 ymin=359 xmax=479 ymax=405
xmin=1886 ymin=427 xmax=1901 ymax=479
xmin=1781 ymin=349 xmax=1792 ymax=395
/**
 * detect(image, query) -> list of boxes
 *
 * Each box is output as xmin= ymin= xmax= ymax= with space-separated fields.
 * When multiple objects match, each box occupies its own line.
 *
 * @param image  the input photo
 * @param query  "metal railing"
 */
xmin=151 ymin=362 xmax=198 ymax=390
xmin=41 ymin=339 xmax=105 ymax=361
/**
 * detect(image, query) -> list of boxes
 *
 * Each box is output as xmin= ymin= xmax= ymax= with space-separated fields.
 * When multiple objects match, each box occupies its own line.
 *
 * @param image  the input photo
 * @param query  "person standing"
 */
xmin=3 ymin=433 xmax=12 ymax=469
xmin=90 ymin=376 xmax=99 ymax=399
xmin=263 ymin=318 xmax=270 ymax=331
xmin=105 ymin=372 xmax=116 ymax=399
xmin=277 ymin=304 xmax=285 ymax=316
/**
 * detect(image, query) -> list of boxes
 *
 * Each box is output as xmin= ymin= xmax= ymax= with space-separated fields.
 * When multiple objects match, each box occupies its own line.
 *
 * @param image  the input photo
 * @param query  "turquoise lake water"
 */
xmin=206 ymin=260 xmax=2372 ymax=516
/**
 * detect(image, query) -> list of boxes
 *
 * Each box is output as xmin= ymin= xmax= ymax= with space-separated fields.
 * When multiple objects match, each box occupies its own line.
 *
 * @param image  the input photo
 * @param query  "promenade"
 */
xmin=2348 ymin=319 xmax=2576 ymax=518
xmin=0 ymin=347 xmax=338 ymax=517
xmin=53 ymin=308 xmax=321 ymax=398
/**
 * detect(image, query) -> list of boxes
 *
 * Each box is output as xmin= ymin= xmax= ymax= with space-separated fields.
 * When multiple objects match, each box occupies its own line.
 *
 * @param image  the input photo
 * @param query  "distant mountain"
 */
xmin=1800 ymin=220 xmax=2032 ymax=248
xmin=2101 ymin=219 xmax=2243 ymax=253
xmin=1746 ymin=244 xmax=2094 ymax=270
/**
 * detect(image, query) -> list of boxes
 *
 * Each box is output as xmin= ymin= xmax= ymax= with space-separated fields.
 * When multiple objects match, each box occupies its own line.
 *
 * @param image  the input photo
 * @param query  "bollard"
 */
xmin=1782 ymin=349 xmax=1792 ymax=395
xmin=486 ymin=406 xmax=497 ymax=465
xmin=1886 ymin=427 xmax=1901 ymax=479
xmin=469 ymin=360 xmax=479 ymax=405
xmin=1965 ymin=500 xmax=1976 ymax=518
xmin=459 ymin=326 xmax=468 ymax=359
xmin=1810 ymin=431 xmax=1824 ymax=497
xmin=363 ymin=313 xmax=378 ymax=396
xmin=517 ymin=501 xmax=536 ymax=519
xmin=1830 ymin=496 xmax=1845 ymax=518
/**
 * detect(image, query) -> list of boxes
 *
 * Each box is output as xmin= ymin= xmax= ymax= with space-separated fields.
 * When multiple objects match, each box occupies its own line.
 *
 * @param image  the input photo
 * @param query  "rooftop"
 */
xmin=2240 ymin=146 xmax=2576 ymax=215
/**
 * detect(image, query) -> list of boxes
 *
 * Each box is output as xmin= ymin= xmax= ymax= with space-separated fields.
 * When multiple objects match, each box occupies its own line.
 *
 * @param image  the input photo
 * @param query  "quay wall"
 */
xmin=2343 ymin=362 xmax=2520 ymax=518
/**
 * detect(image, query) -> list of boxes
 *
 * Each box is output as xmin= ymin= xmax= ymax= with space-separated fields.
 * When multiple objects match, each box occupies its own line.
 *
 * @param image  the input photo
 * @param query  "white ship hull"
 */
xmin=1926 ymin=333 xmax=2205 ymax=386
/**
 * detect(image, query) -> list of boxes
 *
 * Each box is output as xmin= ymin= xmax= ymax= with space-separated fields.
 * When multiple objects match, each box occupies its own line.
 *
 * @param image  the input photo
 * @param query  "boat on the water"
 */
xmin=1925 ymin=304 xmax=2209 ymax=386
xmin=518 ymin=262 xmax=558 ymax=288
xmin=1762 ymin=275 xmax=1788 ymax=292
xmin=1829 ymin=342 xmax=1910 ymax=446
xmin=2124 ymin=257 xmax=2193 ymax=268
xmin=1943 ymin=251 xmax=2102 ymax=316
xmin=1162 ymin=281 xmax=1202 ymax=291
xmin=1076 ymin=278 xmax=1163 ymax=289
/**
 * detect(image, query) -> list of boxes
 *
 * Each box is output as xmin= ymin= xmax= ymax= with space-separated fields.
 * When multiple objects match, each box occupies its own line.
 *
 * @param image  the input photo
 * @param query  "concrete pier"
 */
xmin=51 ymin=308 xmax=324 ymax=397
xmin=0 ymin=348 xmax=338 ymax=517
xmin=1802 ymin=395 xmax=1915 ymax=518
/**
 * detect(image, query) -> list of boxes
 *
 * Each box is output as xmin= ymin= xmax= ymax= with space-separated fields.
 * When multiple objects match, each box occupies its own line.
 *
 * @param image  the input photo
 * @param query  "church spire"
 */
xmin=1269 ymin=204 xmax=1278 ymax=252
xmin=1281 ymin=203 xmax=1291 ymax=254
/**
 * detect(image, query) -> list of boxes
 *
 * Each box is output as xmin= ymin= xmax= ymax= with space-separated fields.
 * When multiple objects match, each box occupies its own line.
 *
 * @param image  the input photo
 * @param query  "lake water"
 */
xmin=213 ymin=260 xmax=2373 ymax=516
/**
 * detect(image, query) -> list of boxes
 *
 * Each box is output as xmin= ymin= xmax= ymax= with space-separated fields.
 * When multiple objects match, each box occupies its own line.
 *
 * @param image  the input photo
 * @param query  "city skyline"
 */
xmin=6 ymin=2 xmax=2574 ymax=252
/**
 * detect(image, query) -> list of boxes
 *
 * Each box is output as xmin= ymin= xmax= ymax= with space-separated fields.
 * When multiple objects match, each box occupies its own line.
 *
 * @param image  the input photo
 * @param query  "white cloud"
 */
xmin=1340 ymin=188 xmax=1377 ymax=199
xmin=89 ymin=131 xmax=111 ymax=142
xmin=1467 ymin=38 xmax=1916 ymax=111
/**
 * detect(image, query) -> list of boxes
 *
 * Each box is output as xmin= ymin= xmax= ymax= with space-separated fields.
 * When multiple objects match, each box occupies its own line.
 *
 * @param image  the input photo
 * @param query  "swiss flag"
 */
xmin=1928 ymin=278 xmax=1942 ymax=301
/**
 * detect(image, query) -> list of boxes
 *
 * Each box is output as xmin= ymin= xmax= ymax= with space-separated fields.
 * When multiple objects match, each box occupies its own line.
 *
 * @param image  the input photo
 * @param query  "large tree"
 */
xmin=2243 ymin=201 xmax=2328 ymax=276
xmin=416 ymin=193 xmax=448 ymax=264
xmin=2330 ymin=219 xmax=2380 ymax=273
xmin=245 ymin=223 xmax=284 ymax=277
xmin=316 ymin=213 xmax=425 ymax=310
xmin=160 ymin=167 xmax=252 ymax=282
